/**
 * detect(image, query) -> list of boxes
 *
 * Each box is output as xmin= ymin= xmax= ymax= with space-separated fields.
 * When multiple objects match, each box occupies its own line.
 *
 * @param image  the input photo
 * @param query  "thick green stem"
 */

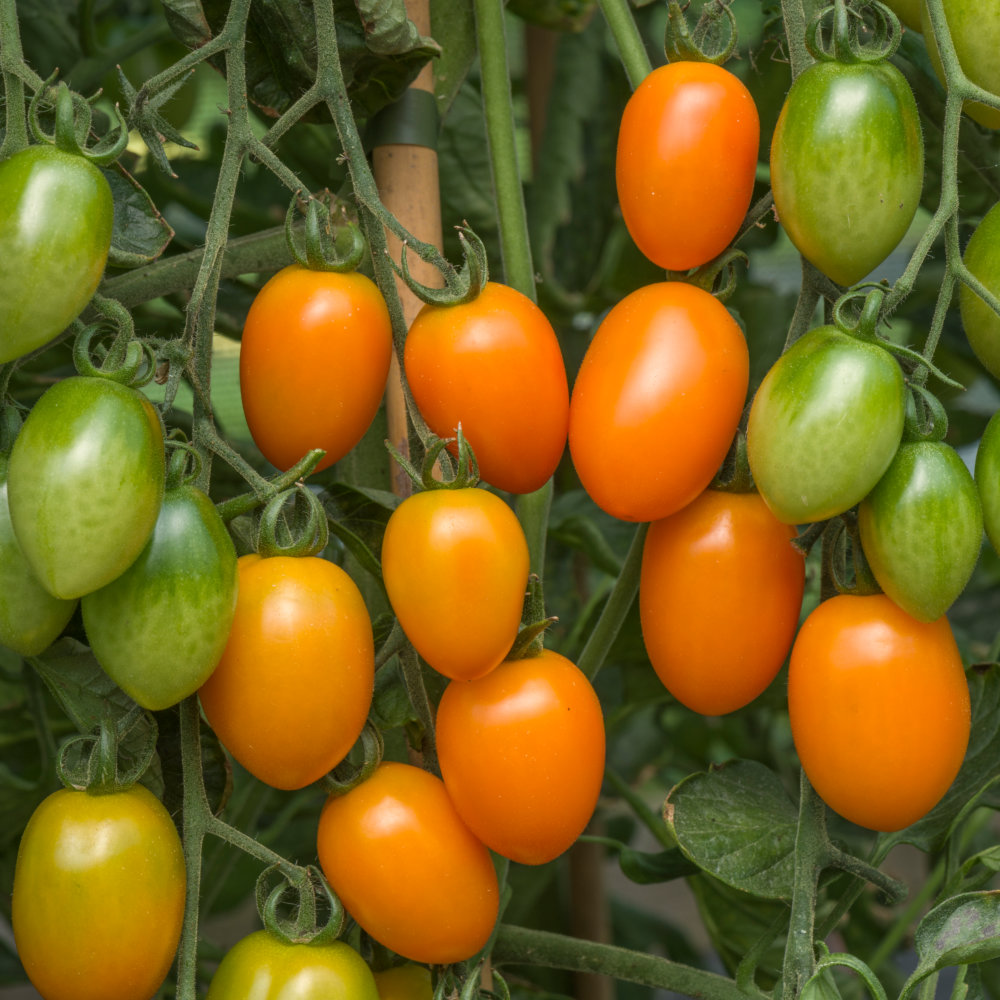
xmin=598 ymin=0 xmax=652 ymax=88
xmin=577 ymin=523 xmax=647 ymax=680
xmin=493 ymin=924 xmax=749 ymax=1000
xmin=473 ymin=0 xmax=535 ymax=297
xmin=781 ymin=0 xmax=821 ymax=80
xmin=0 ymin=0 xmax=29 ymax=157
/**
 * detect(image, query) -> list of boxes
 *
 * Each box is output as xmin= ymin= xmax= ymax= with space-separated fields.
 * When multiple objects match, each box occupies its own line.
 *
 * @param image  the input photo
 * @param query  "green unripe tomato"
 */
xmin=975 ymin=408 xmax=1000 ymax=556
xmin=82 ymin=483 xmax=238 ymax=709
xmin=960 ymin=200 xmax=1000 ymax=379
xmin=747 ymin=326 xmax=906 ymax=524
xmin=0 ymin=145 xmax=113 ymax=363
xmin=859 ymin=440 xmax=982 ymax=621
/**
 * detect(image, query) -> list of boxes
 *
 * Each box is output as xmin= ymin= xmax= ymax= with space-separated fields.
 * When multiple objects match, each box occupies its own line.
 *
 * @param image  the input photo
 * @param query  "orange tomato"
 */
xmin=788 ymin=594 xmax=970 ymax=832
xmin=380 ymin=487 xmax=530 ymax=680
xmin=616 ymin=61 xmax=759 ymax=271
xmin=404 ymin=282 xmax=570 ymax=494
xmin=640 ymin=489 xmax=805 ymax=715
xmin=435 ymin=649 xmax=605 ymax=865
xmin=239 ymin=264 xmax=393 ymax=473
xmin=316 ymin=762 xmax=499 ymax=965
xmin=199 ymin=554 xmax=374 ymax=790
xmin=568 ymin=282 xmax=749 ymax=523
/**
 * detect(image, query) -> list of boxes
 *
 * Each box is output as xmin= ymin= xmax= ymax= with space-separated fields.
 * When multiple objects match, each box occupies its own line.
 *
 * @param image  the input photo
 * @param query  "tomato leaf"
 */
xmin=371 ymin=657 xmax=417 ymax=731
xmin=664 ymin=759 xmax=798 ymax=900
xmin=430 ymin=0 xmax=476 ymax=115
xmin=610 ymin=842 xmax=698 ymax=885
xmin=903 ymin=891 xmax=1000 ymax=995
xmin=103 ymin=165 xmax=175 ymax=267
xmin=879 ymin=664 xmax=1000 ymax=855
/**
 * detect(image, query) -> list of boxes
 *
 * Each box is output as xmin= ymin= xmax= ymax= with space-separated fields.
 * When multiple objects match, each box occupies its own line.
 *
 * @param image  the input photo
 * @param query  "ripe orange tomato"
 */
xmin=568 ymin=282 xmax=749 ymax=523
xmin=316 ymin=762 xmax=499 ymax=965
xmin=435 ymin=649 xmax=605 ymax=865
xmin=639 ymin=489 xmax=805 ymax=715
xmin=199 ymin=554 xmax=374 ymax=790
xmin=380 ymin=487 xmax=529 ymax=680
xmin=239 ymin=264 xmax=392 ymax=473
xmin=616 ymin=61 xmax=759 ymax=271
xmin=787 ymin=594 xmax=970 ymax=832
xmin=404 ymin=282 xmax=570 ymax=494
xmin=12 ymin=785 xmax=186 ymax=1000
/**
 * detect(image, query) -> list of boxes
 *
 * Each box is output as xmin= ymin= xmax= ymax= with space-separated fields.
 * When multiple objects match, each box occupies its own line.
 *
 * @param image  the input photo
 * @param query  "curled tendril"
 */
xmin=664 ymin=0 xmax=738 ymax=65
xmin=255 ymin=864 xmax=345 ymax=946
xmin=385 ymin=423 xmax=481 ymax=493
xmin=680 ymin=248 xmax=749 ymax=301
xmin=256 ymin=484 xmax=330 ymax=558
xmin=28 ymin=77 xmax=128 ymax=166
xmin=72 ymin=321 xmax=157 ymax=388
xmin=323 ymin=721 xmax=384 ymax=795
xmin=396 ymin=224 xmax=490 ymax=307
xmin=904 ymin=383 xmax=949 ymax=442
xmin=55 ymin=706 xmax=158 ymax=795
xmin=285 ymin=193 xmax=367 ymax=272
xmin=165 ymin=436 xmax=204 ymax=489
xmin=806 ymin=0 xmax=902 ymax=65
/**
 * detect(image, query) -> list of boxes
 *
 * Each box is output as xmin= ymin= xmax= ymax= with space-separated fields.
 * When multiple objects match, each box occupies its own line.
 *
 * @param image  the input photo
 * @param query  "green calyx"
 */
xmin=256 ymin=865 xmax=344 ymax=947
xmin=806 ymin=0 xmax=902 ymax=66
xmin=256 ymin=484 xmax=330 ymax=559
xmin=386 ymin=424 xmax=481 ymax=493
xmin=29 ymin=78 xmax=128 ymax=166
xmin=396 ymin=224 xmax=489 ymax=308
xmin=72 ymin=310 xmax=157 ymax=389
xmin=285 ymin=193 xmax=367 ymax=273
xmin=664 ymin=0 xmax=738 ymax=65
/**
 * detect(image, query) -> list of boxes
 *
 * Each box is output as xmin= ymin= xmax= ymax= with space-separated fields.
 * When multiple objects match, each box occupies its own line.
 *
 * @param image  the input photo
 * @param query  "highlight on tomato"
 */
xmin=787 ymin=594 xmax=970 ymax=832
xmin=316 ymin=761 xmax=499 ymax=965
xmin=639 ymin=488 xmax=805 ymax=716
xmin=615 ymin=60 xmax=759 ymax=271
xmin=435 ymin=648 xmax=606 ymax=865
xmin=403 ymin=281 xmax=569 ymax=495
xmin=568 ymin=281 xmax=749 ymax=523
xmin=239 ymin=263 xmax=393 ymax=473
xmin=380 ymin=486 xmax=530 ymax=680
xmin=12 ymin=784 xmax=186 ymax=1000
xmin=205 ymin=930 xmax=381 ymax=1000
xmin=199 ymin=553 xmax=374 ymax=790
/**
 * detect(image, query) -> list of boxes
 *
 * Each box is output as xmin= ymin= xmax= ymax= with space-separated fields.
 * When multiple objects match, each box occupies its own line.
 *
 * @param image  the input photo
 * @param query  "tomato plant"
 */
xmin=239 ymin=264 xmax=393 ymax=473
xmin=0 ymin=145 xmax=114 ymax=364
xmin=198 ymin=553 xmax=374 ymax=790
xmin=12 ymin=784 xmax=186 ymax=1000
xmin=205 ymin=930 xmax=380 ymax=999
xmin=975 ymin=407 xmax=1000 ymax=555
xmin=0 ymin=454 xmax=77 ymax=656
xmin=858 ymin=439 xmax=982 ymax=622
xmin=380 ymin=486 xmax=529 ymax=680
xmin=746 ymin=320 xmax=906 ymax=524
xmin=81 ymin=480 xmax=239 ymax=710
xmin=615 ymin=61 xmax=759 ymax=272
xmin=639 ymin=488 xmax=805 ymax=716
xmin=373 ymin=964 xmax=434 ymax=1000
xmin=960 ymin=199 xmax=1000 ymax=378
xmin=403 ymin=281 xmax=569 ymax=494
xmin=568 ymin=281 xmax=749 ymax=523
xmin=787 ymin=594 xmax=970 ymax=832
xmin=435 ymin=648 xmax=606 ymax=865
xmin=6 ymin=375 xmax=166 ymax=599
xmin=921 ymin=0 xmax=1000 ymax=129
xmin=769 ymin=53 xmax=924 ymax=287
xmin=316 ymin=762 xmax=499 ymax=965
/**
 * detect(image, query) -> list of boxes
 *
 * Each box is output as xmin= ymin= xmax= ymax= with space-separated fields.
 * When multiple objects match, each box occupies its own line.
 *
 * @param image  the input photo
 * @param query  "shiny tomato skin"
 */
xmin=921 ymin=0 xmax=1000 ymax=129
xmin=882 ymin=0 xmax=923 ymax=30
xmin=568 ymin=282 xmax=749 ymax=523
xmin=639 ymin=489 xmax=805 ymax=715
xmin=975 ymin=408 xmax=1000 ymax=556
xmin=373 ymin=964 xmax=434 ymax=1000
xmin=746 ymin=326 xmax=906 ymax=524
xmin=380 ymin=488 xmax=529 ymax=680
xmin=403 ymin=282 xmax=569 ymax=494
xmin=770 ymin=60 xmax=923 ymax=287
xmin=7 ymin=376 xmax=166 ymax=599
xmin=199 ymin=554 xmax=374 ymax=790
xmin=858 ymin=440 xmax=982 ymax=622
xmin=959 ymin=200 xmax=1000 ymax=378
xmin=205 ymin=930 xmax=380 ymax=1000
xmin=0 ymin=145 xmax=114 ymax=364
xmin=616 ymin=61 xmax=760 ymax=271
xmin=82 ymin=483 xmax=239 ymax=710
xmin=788 ymin=594 xmax=970 ymax=832
xmin=435 ymin=649 xmax=605 ymax=865
xmin=239 ymin=264 xmax=393 ymax=473
xmin=12 ymin=785 xmax=186 ymax=1000
xmin=316 ymin=761 xmax=499 ymax=965
xmin=0 ymin=455 xmax=77 ymax=656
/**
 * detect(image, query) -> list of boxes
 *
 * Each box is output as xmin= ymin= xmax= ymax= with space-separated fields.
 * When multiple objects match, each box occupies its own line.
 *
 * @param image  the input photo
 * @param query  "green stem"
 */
xmin=400 ymin=646 xmax=438 ymax=771
xmin=598 ymin=0 xmax=652 ymax=88
xmin=781 ymin=0 xmax=821 ymax=80
xmin=577 ymin=523 xmax=648 ymax=680
xmin=473 ymin=0 xmax=536 ymax=297
xmin=516 ymin=479 xmax=554 ymax=583
xmin=493 ymin=924 xmax=749 ymax=999
xmin=0 ymin=0 xmax=30 ymax=157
